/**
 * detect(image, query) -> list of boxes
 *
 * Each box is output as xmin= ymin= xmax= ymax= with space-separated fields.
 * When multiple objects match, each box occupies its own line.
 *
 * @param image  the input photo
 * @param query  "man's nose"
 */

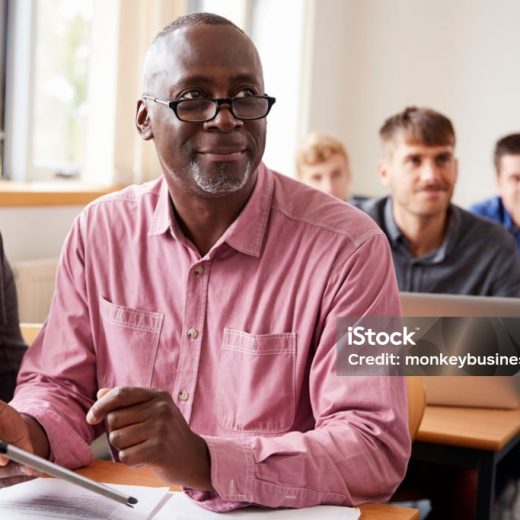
xmin=323 ymin=177 xmax=335 ymax=197
xmin=420 ymin=162 xmax=441 ymax=182
xmin=204 ymin=104 xmax=243 ymax=132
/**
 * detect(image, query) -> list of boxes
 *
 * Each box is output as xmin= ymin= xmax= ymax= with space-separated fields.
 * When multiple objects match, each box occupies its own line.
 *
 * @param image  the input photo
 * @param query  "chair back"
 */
xmin=20 ymin=323 xmax=42 ymax=346
xmin=407 ymin=376 xmax=426 ymax=439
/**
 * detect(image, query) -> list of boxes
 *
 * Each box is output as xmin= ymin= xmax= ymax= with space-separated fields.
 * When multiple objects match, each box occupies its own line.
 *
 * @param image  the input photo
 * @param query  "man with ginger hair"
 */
xmin=296 ymin=132 xmax=352 ymax=200
xmin=353 ymin=106 xmax=520 ymax=296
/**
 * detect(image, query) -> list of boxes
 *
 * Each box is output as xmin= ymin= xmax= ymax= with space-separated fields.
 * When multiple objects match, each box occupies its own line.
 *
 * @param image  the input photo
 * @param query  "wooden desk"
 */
xmin=77 ymin=459 xmax=419 ymax=520
xmin=413 ymin=405 xmax=520 ymax=520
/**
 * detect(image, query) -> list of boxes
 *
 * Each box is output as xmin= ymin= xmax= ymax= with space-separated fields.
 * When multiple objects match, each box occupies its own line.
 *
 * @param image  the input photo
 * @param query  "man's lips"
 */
xmin=197 ymin=149 xmax=246 ymax=161
xmin=416 ymin=186 xmax=448 ymax=194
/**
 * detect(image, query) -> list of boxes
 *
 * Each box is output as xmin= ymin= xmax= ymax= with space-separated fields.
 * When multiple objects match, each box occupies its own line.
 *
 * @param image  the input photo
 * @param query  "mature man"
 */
xmin=354 ymin=106 xmax=520 ymax=296
xmin=0 ymin=14 xmax=409 ymax=511
xmin=0 ymin=232 xmax=26 ymax=402
xmin=470 ymin=133 xmax=520 ymax=253
xmin=296 ymin=132 xmax=352 ymax=200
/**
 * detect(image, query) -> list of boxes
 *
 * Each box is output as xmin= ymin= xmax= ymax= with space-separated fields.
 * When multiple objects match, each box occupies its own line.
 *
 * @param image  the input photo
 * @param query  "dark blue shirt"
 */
xmin=469 ymin=196 xmax=520 ymax=254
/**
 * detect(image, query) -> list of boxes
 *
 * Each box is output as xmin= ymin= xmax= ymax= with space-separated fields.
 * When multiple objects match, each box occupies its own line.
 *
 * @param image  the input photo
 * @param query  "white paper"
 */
xmin=154 ymin=492 xmax=360 ymax=520
xmin=0 ymin=478 xmax=171 ymax=520
xmin=0 ymin=478 xmax=360 ymax=520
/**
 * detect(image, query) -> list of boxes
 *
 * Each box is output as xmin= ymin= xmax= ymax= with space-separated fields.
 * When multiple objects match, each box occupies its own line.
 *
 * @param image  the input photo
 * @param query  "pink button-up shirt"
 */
xmin=12 ymin=164 xmax=410 ymax=511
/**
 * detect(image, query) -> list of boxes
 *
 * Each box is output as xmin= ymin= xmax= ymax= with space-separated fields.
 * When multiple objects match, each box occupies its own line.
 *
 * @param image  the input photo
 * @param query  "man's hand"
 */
xmin=86 ymin=387 xmax=213 ymax=491
xmin=0 ymin=400 xmax=46 ymax=487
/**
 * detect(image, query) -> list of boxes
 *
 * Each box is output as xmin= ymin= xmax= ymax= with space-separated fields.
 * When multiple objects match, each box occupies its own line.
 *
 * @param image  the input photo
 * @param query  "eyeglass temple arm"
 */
xmin=143 ymin=95 xmax=170 ymax=107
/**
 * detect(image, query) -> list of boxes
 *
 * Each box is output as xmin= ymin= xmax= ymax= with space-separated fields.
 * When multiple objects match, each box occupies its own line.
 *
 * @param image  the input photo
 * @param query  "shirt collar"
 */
xmin=222 ymin=163 xmax=274 ymax=257
xmin=148 ymin=163 xmax=274 ymax=258
xmin=383 ymin=197 xmax=402 ymax=244
xmin=148 ymin=178 xmax=178 ymax=238
xmin=498 ymin=198 xmax=519 ymax=233
xmin=426 ymin=207 xmax=456 ymax=263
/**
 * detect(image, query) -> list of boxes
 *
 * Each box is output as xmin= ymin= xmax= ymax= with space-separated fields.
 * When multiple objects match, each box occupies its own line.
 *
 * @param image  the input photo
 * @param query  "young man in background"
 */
xmin=354 ymin=106 xmax=520 ymax=296
xmin=296 ymin=132 xmax=352 ymax=201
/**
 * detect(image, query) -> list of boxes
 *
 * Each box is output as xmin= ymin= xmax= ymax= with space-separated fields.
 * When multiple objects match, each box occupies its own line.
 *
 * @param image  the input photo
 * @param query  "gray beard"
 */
xmin=191 ymin=160 xmax=251 ymax=194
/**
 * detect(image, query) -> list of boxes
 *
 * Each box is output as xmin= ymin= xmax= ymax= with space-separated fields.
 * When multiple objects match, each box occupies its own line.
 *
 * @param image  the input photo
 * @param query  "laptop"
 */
xmin=400 ymin=292 xmax=520 ymax=409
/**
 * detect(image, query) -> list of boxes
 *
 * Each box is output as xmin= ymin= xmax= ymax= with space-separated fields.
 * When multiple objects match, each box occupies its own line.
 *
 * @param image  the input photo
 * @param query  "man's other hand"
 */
xmin=86 ymin=387 xmax=213 ymax=491
xmin=0 ymin=400 xmax=37 ymax=487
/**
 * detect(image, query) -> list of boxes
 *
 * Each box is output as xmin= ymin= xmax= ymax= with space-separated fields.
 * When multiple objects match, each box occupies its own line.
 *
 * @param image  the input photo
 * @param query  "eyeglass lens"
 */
xmin=176 ymin=97 xmax=269 ymax=121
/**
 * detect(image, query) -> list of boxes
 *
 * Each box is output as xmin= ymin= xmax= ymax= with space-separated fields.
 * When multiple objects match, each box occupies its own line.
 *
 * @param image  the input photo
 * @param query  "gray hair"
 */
xmin=142 ymin=12 xmax=248 ymax=92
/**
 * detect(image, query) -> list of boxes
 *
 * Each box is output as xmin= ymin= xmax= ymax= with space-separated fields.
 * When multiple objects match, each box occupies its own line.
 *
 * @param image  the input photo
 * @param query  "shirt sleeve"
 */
xmin=0 ymin=233 xmax=27 ymax=403
xmin=10 ymin=215 xmax=98 ymax=467
xmin=186 ymin=233 xmax=411 ymax=510
xmin=488 ymin=233 xmax=520 ymax=297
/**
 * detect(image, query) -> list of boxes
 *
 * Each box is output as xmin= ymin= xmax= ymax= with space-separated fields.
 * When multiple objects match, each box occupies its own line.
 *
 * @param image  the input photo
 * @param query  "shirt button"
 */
xmin=178 ymin=390 xmax=189 ymax=401
xmin=187 ymin=328 xmax=198 ymax=339
xmin=193 ymin=265 xmax=204 ymax=276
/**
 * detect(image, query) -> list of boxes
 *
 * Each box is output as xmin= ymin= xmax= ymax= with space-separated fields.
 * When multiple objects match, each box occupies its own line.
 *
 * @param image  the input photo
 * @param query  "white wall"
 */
xmin=303 ymin=0 xmax=520 ymax=206
xmin=0 ymin=207 xmax=81 ymax=262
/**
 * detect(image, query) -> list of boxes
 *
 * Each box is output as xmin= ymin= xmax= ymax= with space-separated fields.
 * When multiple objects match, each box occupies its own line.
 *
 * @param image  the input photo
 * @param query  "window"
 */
xmin=31 ymin=0 xmax=92 ymax=178
xmin=3 ymin=0 xmax=186 ymax=184
xmin=3 ymin=0 xmax=131 ymax=184
xmin=4 ymin=0 xmax=100 ymax=181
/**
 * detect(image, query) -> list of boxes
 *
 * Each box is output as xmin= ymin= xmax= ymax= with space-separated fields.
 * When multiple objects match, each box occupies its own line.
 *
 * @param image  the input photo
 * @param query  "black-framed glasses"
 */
xmin=143 ymin=94 xmax=276 ymax=123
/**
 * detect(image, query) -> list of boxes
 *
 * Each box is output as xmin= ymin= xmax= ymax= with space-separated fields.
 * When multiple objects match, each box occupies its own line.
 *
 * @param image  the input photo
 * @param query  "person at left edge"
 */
xmin=0 ymin=232 xmax=26 ymax=403
xmin=1 ymin=13 xmax=410 ymax=512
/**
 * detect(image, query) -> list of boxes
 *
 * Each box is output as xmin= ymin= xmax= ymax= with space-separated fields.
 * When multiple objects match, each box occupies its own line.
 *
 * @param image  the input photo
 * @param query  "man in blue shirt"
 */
xmin=469 ymin=133 xmax=520 ymax=253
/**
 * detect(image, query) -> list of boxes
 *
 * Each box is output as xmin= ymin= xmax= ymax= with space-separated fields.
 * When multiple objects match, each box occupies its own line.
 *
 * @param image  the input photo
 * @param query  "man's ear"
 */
xmin=136 ymin=99 xmax=153 ymax=141
xmin=378 ymin=159 xmax=391 ymax=187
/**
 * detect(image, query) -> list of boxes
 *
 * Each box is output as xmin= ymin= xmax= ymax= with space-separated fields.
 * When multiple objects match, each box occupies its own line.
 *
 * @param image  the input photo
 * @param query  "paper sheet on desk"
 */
xmin=153 ymin=492 xmax=360 ymax=520
xmin=0 ymin=478 xmax=171 ymax=519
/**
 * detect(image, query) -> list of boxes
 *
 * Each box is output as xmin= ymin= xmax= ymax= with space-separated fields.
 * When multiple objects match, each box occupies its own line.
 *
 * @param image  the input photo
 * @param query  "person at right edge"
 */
xmin=470 ymin=132 xmax=520 ymax=254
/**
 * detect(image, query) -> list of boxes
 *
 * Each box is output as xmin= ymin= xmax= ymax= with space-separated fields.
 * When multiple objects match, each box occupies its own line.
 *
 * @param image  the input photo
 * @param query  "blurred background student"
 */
xmin=296 ymin=132 xmax=353 ymax=201
xmin=470 ymin=133 xmax=520 ymax=254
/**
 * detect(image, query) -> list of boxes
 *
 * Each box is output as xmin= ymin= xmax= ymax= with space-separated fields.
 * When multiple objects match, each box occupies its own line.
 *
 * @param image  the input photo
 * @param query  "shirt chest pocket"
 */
xmin=97 ymin=298 xmax=164 ymax=388
xmin=217 ymin=328 xmax=296 ymax=434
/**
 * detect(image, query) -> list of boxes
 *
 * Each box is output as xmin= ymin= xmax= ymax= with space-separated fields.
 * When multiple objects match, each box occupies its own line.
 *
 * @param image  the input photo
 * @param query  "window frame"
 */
xmin=3 ymin=0 xmax=36 ymax=181
xmin=0 ymin=0 xmax=8 ymax=178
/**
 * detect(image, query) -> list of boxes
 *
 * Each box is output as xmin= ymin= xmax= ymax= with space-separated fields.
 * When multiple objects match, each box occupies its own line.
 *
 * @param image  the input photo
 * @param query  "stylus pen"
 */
xmin=0 ymin=440 xmax=138 ymax=508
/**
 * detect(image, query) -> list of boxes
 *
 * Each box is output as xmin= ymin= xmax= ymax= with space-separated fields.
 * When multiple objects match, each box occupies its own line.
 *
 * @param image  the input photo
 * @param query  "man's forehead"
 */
xmin=499 ymin=154 xmax=520 ymax=174
xmin=152 ymin=24 xmax=262 ymax=80
xmin=388 ymin=137 xmax=454 ymax=156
